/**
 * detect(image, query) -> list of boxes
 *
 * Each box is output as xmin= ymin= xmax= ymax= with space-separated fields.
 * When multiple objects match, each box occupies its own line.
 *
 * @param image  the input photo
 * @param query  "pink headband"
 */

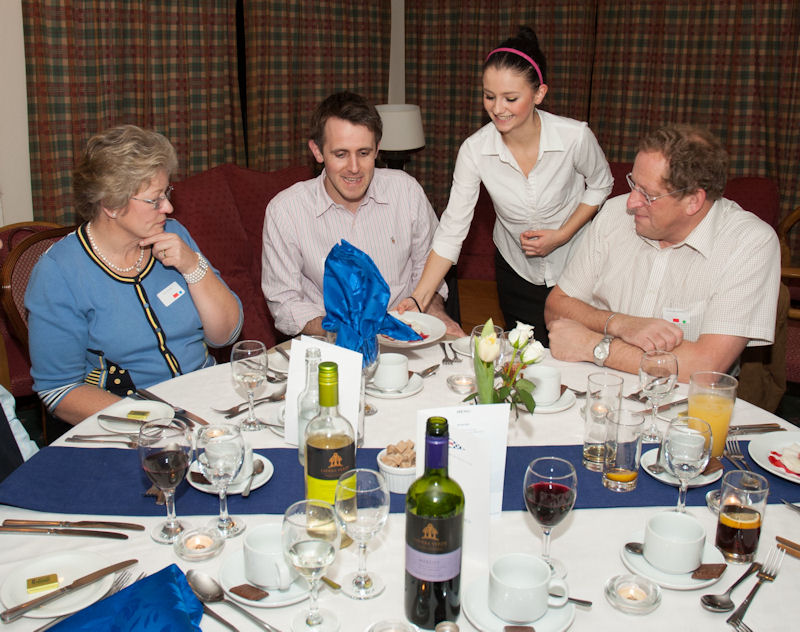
xmin=486 ymin=47 xmax=544 ymax=86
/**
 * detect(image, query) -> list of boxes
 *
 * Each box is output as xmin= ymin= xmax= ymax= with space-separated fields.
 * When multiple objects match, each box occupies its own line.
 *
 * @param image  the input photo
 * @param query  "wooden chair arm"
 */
xmin=778 ymin=205 xmax=800 ymax=266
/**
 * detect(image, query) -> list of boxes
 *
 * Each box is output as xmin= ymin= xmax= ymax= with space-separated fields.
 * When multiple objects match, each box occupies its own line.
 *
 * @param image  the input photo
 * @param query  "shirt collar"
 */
xmin=314 ymin=169 xmax=387 ymax=217
xmin=636 ymin=199 xmax=720 ymax=258
xmin=480 ymin=109 xmax=564 ymax=164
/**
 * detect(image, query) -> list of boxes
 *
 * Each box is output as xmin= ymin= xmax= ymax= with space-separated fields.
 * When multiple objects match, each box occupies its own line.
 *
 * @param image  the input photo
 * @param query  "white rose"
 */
xmin=521 ymin=340 xmax=545 ymax=364
xmin=508 ymin=321 xmax=534 ymax=348
xmin=478 ymin=332 xmax=500 ymax=363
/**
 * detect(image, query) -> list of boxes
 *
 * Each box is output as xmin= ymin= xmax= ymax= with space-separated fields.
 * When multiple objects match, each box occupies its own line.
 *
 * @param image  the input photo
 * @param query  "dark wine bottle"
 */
xmin=404 ymin=416 xmax=464 ymax=629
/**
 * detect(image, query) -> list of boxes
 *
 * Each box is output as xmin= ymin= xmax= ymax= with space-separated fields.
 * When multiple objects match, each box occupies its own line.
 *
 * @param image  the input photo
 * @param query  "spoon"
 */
xmin=186 ymin=570 xmax=282 ymax=632
xmin=646 ymin=440 xmax=666 ymax=475
xmin=700 ymin=561 xmax=761 ymax=612
xmin=625 ymin=541 xmax=644 ymax=555
xmin=202 ymin=604 xmax=240 ymax=631
xmin=241 ymin=459 xmax=265 ymax=497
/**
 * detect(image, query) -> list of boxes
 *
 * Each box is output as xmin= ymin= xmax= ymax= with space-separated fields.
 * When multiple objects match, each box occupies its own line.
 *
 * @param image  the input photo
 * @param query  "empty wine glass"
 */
xmin=334 ymin=468 xmax=390 ymax=599
xmin=231 ymin=340 xmax=268 ymax=431
xmin=639 ymin=350 xmax=678 ymax=442
xmin=663 ymin=417 xmax=712 ymax=512
xmin=523 ymin=456 xmax=577 ymax=578
xmin=196 ymin=423 xmax=246 ymax=537
xmin=138 ymin=418 xmax=192 ymax=544
xmin=283 ymin=499 xmax=341 ymax=632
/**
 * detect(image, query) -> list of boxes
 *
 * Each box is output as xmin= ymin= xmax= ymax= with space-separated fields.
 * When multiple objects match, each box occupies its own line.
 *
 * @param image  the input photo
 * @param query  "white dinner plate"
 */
xmin=0 ymin=551 xmax=115 ymax=619
xmin=219 ymin=551 xmax=309 ymax=608
xmin=97 ymin=399 xmax=174 ymax=434
xmin=267 ymin=349 xmax=289 ymax=373
xmin=620 ymin=529 xmax=726 ymax=590
xmin=451 ymin=335 xmax=472 ymax=357
xmin=748 ymin=431 xmax=800 ymax=484
xmin=379 ymin=311 xmax=445 ymax=348
xmin=462 ymin=577 xmax=575 ymax=632
xmin=531 ymin=389 xmax=576 ymax=414
xmin=640 ymin=448 xmax=723 ymax=488
xmin=188 ymin=454 xmax=274 ymax=495
xmin=365 ymin=374 xmax=424 ymax=399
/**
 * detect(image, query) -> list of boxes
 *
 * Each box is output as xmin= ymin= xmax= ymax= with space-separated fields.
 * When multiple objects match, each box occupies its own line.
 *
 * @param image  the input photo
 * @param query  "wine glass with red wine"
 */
xmin=523 ymin=456 xmax=577 ymax=578
xmin=138 ymin=418 xmax=192 ymax=544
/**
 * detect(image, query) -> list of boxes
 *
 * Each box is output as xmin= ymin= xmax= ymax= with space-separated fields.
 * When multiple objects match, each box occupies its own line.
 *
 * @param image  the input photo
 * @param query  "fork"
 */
xmin=439 ymin=342 xmax=456 ymax=365
xmin=210 ymin=389 xmax=287 ymax=416
xmin=448 ymin=343 xmax=462 ymax=363
xmin=726 ymin=547 xmax=785 ymax=628
xmin=725 ymin=437 xmax=754 ymax=472
xmin=730 ymin=619 xmax=754 ymax=632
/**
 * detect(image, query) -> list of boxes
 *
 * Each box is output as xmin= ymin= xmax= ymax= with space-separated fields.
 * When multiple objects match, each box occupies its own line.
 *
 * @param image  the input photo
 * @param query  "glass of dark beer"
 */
xmin=715 ymin=470 xmax=769 ymax=562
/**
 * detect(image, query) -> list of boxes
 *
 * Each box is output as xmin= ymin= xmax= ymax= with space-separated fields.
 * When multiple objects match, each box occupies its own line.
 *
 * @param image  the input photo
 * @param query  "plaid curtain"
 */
xmin=23 ymin=0 xmax=244 ymax=224
xmin=243 ymin=1 xmax=391 ymax=170
xmin=405 ymin=1 xmax=598 ymax=211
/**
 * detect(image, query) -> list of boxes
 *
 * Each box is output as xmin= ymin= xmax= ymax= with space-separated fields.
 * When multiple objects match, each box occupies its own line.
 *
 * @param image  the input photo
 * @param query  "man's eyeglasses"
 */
xmin=625 ymin=173 xmax=689 ymax=206
xmin=131 ymin=185 xmax=173 ymax=210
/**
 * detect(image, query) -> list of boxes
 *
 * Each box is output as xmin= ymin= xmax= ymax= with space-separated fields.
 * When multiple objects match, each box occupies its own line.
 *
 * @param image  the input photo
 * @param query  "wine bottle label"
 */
xmin=405 ymin=513 xmax=463 ymax=582
xmin=306 ymin=442 xmax=355 ymax=502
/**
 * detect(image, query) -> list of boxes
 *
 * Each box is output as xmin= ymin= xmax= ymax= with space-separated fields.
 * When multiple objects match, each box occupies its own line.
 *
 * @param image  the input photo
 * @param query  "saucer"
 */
xmin=532 ymin=389 xmax=576 ymax=414
xmin=641 ymin=448 xmax=723 ymax=488
xmin=188 ymin=454 xmax=274 ymax=495
xmin=97 ymin=399 xmax=174 ymax=433
xmin=619 ymin=529 xmax=726 ymax=590
xmin=366 ymin=374 xmax=423 ymax=399
xmin=266 ymin=349 xmax=289 ymax=373
xmin=219 ymin=550 xmax=309 ymax=608
xmin=451 ymin=336 xmax=472 ymax=357
xmin=462 ymin=577 xmax=575 ymax=632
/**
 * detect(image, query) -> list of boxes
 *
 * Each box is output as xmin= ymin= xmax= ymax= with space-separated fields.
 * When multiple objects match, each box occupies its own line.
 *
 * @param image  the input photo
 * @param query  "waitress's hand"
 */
xmin=140 ymin=232 xmax=197 ymax=276
xmin=395 ymin=297 xmax=420 ymax=314
xmin=520 ymin=229 xmax=566 ymax=257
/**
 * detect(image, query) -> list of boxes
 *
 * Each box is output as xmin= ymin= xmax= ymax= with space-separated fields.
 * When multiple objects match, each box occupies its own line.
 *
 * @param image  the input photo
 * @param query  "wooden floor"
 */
xmin=457 ymin=278 xmax=506 ymax=334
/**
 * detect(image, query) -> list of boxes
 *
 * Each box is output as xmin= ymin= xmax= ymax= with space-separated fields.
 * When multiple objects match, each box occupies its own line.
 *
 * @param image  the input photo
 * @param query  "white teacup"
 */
xmin=488 ymin=553 xmax=569 ymax=623
xmin=372 ymin=353 xmax=409 ymax=391
xmin=244 ymin=523 xmax=298 ymax=590
xmin=523 ymin=365 xmax=562 ymax=406
xmin=231 ymin=442 xmax=254 ymax=485
xmin=643 ymin=511 xmax=705 ymax=574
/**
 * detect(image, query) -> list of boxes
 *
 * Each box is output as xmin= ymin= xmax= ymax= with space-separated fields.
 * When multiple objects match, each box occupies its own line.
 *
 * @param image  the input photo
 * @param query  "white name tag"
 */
xmin=662 ymin=307 xmax=690 ymax=327
xmin=157 ymin=282 xmax=185 ymax=307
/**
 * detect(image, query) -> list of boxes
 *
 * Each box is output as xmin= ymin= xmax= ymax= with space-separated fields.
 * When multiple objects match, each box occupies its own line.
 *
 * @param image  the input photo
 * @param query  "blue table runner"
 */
xmin=0 ymin=444 xmax=797 ymax=516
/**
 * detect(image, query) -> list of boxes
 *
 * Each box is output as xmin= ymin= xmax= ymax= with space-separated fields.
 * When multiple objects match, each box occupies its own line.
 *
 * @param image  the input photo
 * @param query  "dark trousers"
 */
xmin=495 ymin=250 xmax=552 ymax=349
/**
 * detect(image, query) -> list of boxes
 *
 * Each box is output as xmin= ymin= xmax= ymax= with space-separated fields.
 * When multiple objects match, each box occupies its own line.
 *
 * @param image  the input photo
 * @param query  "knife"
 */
xmin=780 ymin=499 xmax=800 ymax=517
xmin=729 ymin=426 xmax=786 ymax=435
xmin=274 ymin=345 xmax=291 ymax=362
xmin=776 ymin=534 xmax=800 ymax=551
xmin=136 ymin=388 xmax=208 ymax=426
xmin=0 ymin=526 xmax=129 ymax=540
xmin=4 ymin=519 xmax=144 ymax=531
xmin=0 ymin=559 xmax=137 ymax=622
xmin=638 ymin=397 xmax=688 ymax=415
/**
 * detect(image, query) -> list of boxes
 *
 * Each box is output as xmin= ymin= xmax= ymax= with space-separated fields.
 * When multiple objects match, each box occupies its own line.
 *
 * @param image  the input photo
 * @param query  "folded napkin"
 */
xmin=52 ymin=564 xmax=202 ymax=631
xmin=322 ymin=240 xmax=421 ymax=366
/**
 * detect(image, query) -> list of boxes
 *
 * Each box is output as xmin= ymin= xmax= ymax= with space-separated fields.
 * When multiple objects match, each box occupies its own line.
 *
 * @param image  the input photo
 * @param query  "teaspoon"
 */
xmin=700 ymin=561 xmax=760 ymax=612
xmin=624 ymin=541 xmax=644 ymax=555
xmin=241 ymin=459 xmax=265 ymax=497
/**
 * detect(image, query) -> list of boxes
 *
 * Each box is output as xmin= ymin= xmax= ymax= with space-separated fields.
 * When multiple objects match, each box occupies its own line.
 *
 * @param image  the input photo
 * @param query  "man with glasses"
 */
xmin=544 ymin=124 xmax=780 ymax=380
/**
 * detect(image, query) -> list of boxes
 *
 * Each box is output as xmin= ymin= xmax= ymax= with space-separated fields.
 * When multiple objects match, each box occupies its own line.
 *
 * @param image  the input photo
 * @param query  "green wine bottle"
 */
xmin=404 ymin=416 xmax=464 ymax=629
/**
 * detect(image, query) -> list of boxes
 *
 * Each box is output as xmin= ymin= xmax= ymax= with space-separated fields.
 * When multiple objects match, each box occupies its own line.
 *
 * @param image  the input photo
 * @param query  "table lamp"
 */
xmin=375 ymin=104 xmax=425 ymax=170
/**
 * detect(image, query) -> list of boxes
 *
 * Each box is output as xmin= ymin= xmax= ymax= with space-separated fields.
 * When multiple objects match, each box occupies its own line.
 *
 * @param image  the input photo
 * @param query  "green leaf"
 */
xmin=516 ymin=387 xmax=536 ymax=413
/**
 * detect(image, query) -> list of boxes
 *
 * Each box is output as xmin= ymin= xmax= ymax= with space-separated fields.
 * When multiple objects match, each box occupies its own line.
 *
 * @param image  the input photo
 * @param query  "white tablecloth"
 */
xmin=2 ymin=344 xmax=798 ymax=631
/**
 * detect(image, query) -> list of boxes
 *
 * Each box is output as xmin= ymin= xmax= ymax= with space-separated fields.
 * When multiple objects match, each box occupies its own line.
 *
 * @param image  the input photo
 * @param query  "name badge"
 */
xmin=662 ymin=307 xmax=690 ymax=327
xmin=157 ymin=282 xmax=185 ymax=307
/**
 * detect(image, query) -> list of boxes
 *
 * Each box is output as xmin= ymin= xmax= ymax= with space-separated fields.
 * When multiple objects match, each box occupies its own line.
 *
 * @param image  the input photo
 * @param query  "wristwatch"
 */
xmin=593 ymin=312 xmax=617 ymax=367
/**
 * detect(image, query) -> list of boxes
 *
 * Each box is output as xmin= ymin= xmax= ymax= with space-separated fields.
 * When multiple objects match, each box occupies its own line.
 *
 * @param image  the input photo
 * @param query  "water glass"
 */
xmin=688 ymin=371 xmax=737 ymax=458
xmin=602 ymin=410 xmax=645 ymax=492
xmin=715 ymin=470 xmax=768 ymax=563
xmin=196 ymin=423 xmax=246 ymax=537
xmin=663 ymin=417 xmax=712 ymax=512
xmin=582 ymin=372 xmax=624 ymax=471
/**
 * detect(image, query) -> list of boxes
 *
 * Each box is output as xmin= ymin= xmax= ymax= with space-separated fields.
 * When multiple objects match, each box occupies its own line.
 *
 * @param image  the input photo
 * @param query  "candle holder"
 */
xmin=604 ymin=574 xmax=661 ymax=614
xmin=174 ymin=527 xmax=225 ymax=562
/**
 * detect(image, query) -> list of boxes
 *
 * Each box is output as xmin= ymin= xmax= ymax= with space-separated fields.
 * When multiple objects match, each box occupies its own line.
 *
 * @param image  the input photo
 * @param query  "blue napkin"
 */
xmin=52 ymin=564 xmax=202 ymax=631
xmin=322 ymin=240 xmax=421 ymax=366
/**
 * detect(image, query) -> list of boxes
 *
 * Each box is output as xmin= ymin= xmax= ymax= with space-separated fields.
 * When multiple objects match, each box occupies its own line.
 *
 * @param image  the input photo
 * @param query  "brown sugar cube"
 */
xmin=692 ymin=563 xmax=726 ymax=580
xmin=230 ymin=584 xmax=269 ymax=601
xmin=386 ymin=444 xmax=401 ymax=455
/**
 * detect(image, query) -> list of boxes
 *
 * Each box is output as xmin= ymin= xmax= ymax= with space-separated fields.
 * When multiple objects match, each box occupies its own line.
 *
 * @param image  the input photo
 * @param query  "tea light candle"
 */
xmin=447 ymin=374 xmax=475 ymax=394
xmin=185 ymin=533 xmax=214 ymax=551
xmin=174 ymin=528 xmax=225 ymax=561
xmin=617 ymin=582 xmax=647 ymax=601
xmin=590 ymin=402 xmax=609 ymax=420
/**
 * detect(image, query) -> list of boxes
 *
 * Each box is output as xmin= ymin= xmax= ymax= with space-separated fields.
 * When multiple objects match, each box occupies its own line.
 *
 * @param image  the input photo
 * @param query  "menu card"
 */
xmin=415 ymin=403 xmax=510 ymax=565
xmin=282 ymin=336 xmax=362 ymax=447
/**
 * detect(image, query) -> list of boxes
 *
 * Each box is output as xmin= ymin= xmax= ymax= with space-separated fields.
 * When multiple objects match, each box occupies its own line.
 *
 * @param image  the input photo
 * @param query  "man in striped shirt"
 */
xmin=262 ymin=92 xmax=462 ymax=337
xmin=544 ymin=124 xmax=780 ymax=381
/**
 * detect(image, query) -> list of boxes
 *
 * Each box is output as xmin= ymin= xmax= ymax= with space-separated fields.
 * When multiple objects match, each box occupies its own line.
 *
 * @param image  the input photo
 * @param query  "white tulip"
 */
xmin=478 ymin=332 xmax=500 ymax=363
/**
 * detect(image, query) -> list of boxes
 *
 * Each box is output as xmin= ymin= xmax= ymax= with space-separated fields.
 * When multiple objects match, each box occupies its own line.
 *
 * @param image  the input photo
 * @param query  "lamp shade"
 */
xmin=375 ymin=104 xmax=425 ymax=151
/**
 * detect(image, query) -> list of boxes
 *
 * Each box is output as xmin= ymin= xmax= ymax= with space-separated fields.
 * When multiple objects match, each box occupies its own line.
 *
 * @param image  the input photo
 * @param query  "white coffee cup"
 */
xmin=372 ymin=353 xmax=409 ymax=391
xmin=523 ymin=365 xmax=562 ymax=406
xmin=488 ymin=553 xmax=569 ymax=623
xmin=231 ymin=442 xmax=254 ymax=485
xmin=643 ymin=511 xmax=705 ymax=574
xmin=244 ymin=523 xmax=298 ymax=590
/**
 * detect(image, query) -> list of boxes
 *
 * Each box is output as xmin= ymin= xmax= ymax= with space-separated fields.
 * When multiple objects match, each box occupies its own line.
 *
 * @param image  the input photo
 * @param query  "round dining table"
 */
xmin=0 ymin=339 xmax=798 ymax=632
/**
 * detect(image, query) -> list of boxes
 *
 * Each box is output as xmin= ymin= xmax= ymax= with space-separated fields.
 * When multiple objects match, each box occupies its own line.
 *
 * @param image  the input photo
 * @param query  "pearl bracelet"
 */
xmin=183 ymin=253 xmax=209 ymax=284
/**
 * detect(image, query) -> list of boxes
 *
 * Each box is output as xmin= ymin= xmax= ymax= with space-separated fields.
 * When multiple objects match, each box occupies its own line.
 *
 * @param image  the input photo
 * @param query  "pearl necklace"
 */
xmin=85 ymin=222 xmax=145 ymax=274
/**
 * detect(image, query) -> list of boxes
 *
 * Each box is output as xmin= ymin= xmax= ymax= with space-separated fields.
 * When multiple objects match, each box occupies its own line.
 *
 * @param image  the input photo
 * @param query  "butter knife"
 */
xmin=0 ymin=526 xmax=128 ymax=540
xmin=0 ymin=559 xmax=137 ymax=622
xmin=638 ymin=397 xmax=688 ymax=415
xmin=4 ymin=519 xmax=144 ymax=531
xmin=136 ymin=388 xmax=208 ymax=426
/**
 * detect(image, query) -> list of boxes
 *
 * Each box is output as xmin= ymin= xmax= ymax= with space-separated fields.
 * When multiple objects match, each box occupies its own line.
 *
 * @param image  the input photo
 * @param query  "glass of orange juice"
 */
xmin=688 ymin=371 xmax=737 ymax=458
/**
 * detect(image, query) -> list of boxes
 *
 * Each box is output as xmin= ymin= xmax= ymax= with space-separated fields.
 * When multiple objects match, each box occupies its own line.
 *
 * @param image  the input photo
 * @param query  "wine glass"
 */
xmin=334 ymin=468 xmax=390 ymax=600
xmin=231 ymin=340 xmax=268 ymax=431
xmin=138 ymin=418 xmax=192 ymax=544
xmin=282 ymin=499 xmax=341 ymax=632
xmin=663 ymin=417 xmax=712 ymax=512
xmin=196 ymin=423 xmax=246 ymax=537
xmin=639 ymin=350 xmax=678 ymax=442
xmin=523 ymin=456 xmax=577 ymax=578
